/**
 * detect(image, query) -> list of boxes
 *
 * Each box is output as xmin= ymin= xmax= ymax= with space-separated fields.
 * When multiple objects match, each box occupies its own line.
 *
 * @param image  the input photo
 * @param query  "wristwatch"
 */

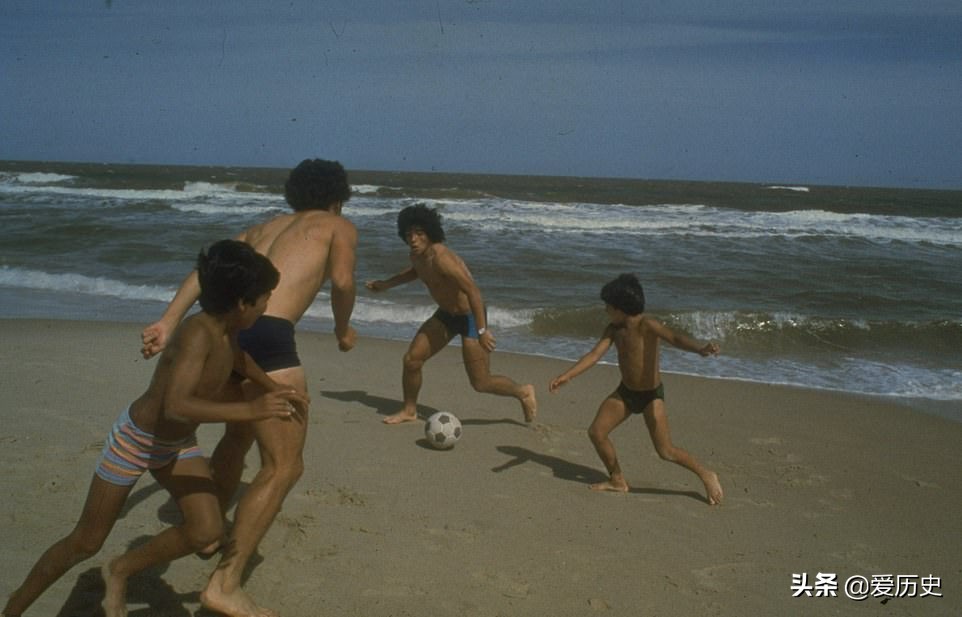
xmin=477 ymin=327 xmax=487 ymax=336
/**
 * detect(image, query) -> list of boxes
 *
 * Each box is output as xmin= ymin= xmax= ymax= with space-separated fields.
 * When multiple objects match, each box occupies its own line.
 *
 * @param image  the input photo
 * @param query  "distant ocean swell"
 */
xmin=1 ymin=163 xmax=961 ymax=417
xmin=4 ymin=172 xmax=961 ymax=246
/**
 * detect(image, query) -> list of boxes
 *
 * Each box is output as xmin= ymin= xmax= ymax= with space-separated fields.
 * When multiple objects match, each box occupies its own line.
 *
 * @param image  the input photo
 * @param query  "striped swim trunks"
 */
xmin=95 ymin=406 xmax=204 ymax=487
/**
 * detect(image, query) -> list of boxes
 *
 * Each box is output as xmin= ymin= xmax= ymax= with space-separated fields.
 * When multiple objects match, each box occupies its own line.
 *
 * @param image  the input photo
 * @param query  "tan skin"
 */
xmin=549 ymin=306 xmax=723 ymax=505
xmin=367 ymin=227 xmax=537 ymax=424
xmin=139 ymin=208 xmax=357 ymax=617
xmin=3 ymin=294 xmax=308 ymax=617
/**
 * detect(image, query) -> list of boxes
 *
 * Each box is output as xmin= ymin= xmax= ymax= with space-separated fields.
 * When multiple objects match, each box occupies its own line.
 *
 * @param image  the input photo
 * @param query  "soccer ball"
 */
xmin=424 ymin=411 xmax=462 ymax=450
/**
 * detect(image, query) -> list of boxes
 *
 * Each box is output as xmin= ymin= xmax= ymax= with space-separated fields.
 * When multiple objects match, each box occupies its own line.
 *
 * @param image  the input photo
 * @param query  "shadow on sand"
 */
xmin=492 ymin=445 xmax=706 ymax=503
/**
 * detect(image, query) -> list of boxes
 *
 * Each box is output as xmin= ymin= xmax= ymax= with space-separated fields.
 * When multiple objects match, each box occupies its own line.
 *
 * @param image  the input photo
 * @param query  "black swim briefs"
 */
xmin=617 ymin=382 xmax=665 ymax=414
xmin=237 ymin=315 xmax=301 ymax=372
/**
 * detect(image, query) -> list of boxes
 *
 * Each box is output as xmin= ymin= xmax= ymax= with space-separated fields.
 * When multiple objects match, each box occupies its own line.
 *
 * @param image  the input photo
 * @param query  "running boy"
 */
xmin=366 ymin=203 xmax=537 ymax=424
xmin=548 ymin=273 xmax=723 ymax=505
xmin=2 ymin=240 xmax=308 ymax=617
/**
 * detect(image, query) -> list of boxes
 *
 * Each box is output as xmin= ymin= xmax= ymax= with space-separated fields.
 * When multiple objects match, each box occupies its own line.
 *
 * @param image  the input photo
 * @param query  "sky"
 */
xmin=2 ymin=1 xmax=960 ymax=189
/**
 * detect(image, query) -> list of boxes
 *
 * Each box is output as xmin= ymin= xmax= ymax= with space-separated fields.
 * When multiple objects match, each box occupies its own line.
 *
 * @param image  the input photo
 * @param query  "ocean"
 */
xmin=2 ymin=161 xmax=960 ymax=421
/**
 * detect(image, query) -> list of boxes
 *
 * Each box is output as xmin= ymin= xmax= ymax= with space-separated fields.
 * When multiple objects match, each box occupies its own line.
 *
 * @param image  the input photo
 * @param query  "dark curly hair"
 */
xmin=600 ymin=273 xmax=646 ymax=315
xmin=284 ymin=159 xmax=351 ymax=211
xmin=396 ymin=203 xmax=446 ymax=243
xmin=197 ymin=240 xmax=279 ymax=314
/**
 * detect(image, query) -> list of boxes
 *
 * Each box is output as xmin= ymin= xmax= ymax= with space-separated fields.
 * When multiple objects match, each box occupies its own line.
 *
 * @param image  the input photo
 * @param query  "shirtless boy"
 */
xmin=141 ymin=159 xmax=357 ymax=617
xmin=366 ymin=203 xmax=536 ymax=424
xmin=2 ymin=240 xmax=307 ymax=617
xmin=549 ymin=273 xmax=723 ymax=505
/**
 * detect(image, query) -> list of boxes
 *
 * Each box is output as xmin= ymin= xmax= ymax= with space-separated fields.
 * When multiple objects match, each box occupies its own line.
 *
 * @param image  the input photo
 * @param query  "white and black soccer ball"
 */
xmin=424 ymin=411 xmax=462 ymax=450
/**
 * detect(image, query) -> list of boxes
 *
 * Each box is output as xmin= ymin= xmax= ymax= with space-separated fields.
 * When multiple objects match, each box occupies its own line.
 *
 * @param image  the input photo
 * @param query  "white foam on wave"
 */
xmin=765 ymin=185 xmax=810 ymax=192
xmin=15 ymin=172 xmax=77 ymax=184
xmin=428 ymin=198 xmax=962 ymax=247
xmin=170 ymin=202 xmax=283 ymax=216
xmin=0 ymin=178 xmax=281 ymax=205
xmin=301 ymin=292 xmax=536 ymax=330
xmin=0 ymin=266 xmax=173 ymax=303
xmin=352 ymin=184 xmax=399 ymax=195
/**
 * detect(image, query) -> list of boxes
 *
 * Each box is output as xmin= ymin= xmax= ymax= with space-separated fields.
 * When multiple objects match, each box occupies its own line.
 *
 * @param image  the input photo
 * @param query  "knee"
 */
xmin=655 ymin=445 xmax=677 ymax=462
xmin=402 ymin=352 xmax=425 ymax=373
xmin=68 ymin=531 xmax=106 ymax=560
xmin=587 ymin=426 xmax=606 ymax=445
xmin=184 ymin=517 xmax=224 ymax=551
xmin=467 ymin=375 xmax=488 ymax=393
xmin=262 ymin=455 xmax=304 ymax=487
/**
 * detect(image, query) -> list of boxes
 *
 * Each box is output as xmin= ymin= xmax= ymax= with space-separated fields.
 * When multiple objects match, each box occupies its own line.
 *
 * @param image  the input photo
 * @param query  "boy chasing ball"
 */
xmin=549 ymin=273 xmax=723 ymax=505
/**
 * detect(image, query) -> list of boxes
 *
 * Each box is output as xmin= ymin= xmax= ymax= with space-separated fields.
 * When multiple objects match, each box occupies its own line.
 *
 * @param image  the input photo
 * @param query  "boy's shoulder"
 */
xmin=636 ymin=314 xmax=665 ymax=335
xmin=174 ymin=311 xmax=220 ymax=345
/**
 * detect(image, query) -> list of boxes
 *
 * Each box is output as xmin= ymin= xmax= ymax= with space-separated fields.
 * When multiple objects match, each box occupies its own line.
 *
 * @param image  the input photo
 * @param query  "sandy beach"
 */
xmin=1 ymin=318 xmax=960 ymax=617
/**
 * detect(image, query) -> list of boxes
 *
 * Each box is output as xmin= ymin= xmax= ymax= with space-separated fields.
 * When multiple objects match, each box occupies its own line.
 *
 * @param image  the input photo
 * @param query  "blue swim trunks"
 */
xmin=95 ymin=407 xmax=204 ymax=487
xmin=432 ymin=308 xmax=483 ymax=339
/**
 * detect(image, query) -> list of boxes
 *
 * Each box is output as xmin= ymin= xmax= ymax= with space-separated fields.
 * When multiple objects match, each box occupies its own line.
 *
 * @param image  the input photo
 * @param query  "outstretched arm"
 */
xmin=142 ymin=229 xmax=254 ymax=359
xmin=141 ymin=271 xmax=201 ymax=359
xmin=365 ymin=267 xmax=418 ymax=292
xmin=646 ymin=317 xmax=720 ymax=356
xmin=549 ymin=327 xmax=615 ymax=392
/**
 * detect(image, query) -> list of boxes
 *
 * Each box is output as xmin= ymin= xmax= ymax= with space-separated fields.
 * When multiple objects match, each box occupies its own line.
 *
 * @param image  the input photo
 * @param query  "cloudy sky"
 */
xmin=2 ymin=1 xmax=960 ymax=188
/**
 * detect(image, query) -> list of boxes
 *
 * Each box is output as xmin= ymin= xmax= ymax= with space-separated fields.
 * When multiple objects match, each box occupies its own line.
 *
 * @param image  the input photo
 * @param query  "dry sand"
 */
xmin=1 ymin=319 xmax=960 ymax=616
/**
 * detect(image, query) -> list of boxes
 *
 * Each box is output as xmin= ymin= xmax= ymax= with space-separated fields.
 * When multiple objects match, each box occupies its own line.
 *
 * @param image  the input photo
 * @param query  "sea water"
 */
xmin=1 ymin=161 xmax=960 ymax=420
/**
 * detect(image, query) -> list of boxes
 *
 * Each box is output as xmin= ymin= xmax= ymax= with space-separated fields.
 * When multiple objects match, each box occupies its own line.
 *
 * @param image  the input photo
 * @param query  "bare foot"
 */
xmin=382 ymin=409 xmax=418 ymax=425
xmin=519 ymin=385 xmax=537 ymax=422
xmin=201 ymin=583 xmax=278 ymax=617
xmin=590 ymin=478 xmax=629 ymax=492
xmin=703 ymin=471 xmax=723 ymax=505
xmin=101 ymin=560 xmax=128 ymax=617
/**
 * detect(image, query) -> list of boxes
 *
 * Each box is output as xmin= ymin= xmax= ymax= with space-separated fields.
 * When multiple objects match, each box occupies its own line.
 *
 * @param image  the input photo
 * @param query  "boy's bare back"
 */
xmin=240 ymin=210 xmax=357 ymax=324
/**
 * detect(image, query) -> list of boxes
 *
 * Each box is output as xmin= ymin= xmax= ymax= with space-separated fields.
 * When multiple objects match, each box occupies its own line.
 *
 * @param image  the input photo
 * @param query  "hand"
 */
xmin=699 ymin=342 xmax=721 ymax=357
xmin=336 ymin=325 xmax=357 ymax=352
xmin=479 ymin=329 xmax=496 ymax=353
xmin=141 ymin=321 xmax=172 ymax=359
xmin=253 ymin=389 xmax=310 ymax=421
xmin=365 ymin=280 xmax=388 ymax=293
xmin=548 ymin=375 xmax=569 ymax=393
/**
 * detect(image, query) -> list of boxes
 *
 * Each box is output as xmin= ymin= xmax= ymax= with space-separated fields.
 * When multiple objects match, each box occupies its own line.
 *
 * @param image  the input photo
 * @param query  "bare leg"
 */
xmin=3 ymin=476 xmax=131 ymax=617
xmin=384 ymin=318 xmax=453 ymax=424
xmin=209 ymin=420 xmax=256 ymax=512
xmin=201 ymin=366 xmax=306 ymax=617
xmin=587 ymin=395 xmax=631 ymax=492
xmin=643 ymin=400 xmax=723 ymax=505
xmin=462 ymin=339 xmax=538 ymax=422
xmin=102 ymin=457 xmax=221 ymax=617
xmin=203 ymin=383 xmax=256 ymax=557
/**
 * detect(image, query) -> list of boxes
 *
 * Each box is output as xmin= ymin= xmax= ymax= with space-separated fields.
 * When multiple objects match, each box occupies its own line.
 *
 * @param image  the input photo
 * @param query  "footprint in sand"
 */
xmin=471 ymin=570 xmax=530 ymax=599
xmin=303 ymin=484 xmax=366 ymax=506
xmin=691 ymin=562 xmax=759 ymax=593
xmin=900 ymin=474 xmax=940 ymax=489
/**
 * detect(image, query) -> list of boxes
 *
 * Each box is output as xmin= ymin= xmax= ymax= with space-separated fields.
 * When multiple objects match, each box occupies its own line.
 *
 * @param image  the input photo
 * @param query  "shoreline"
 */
xmin=1 ymin=312 xmax=958 ymax=424
xmin=2 ymin=319 xmax=961 ymax=615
